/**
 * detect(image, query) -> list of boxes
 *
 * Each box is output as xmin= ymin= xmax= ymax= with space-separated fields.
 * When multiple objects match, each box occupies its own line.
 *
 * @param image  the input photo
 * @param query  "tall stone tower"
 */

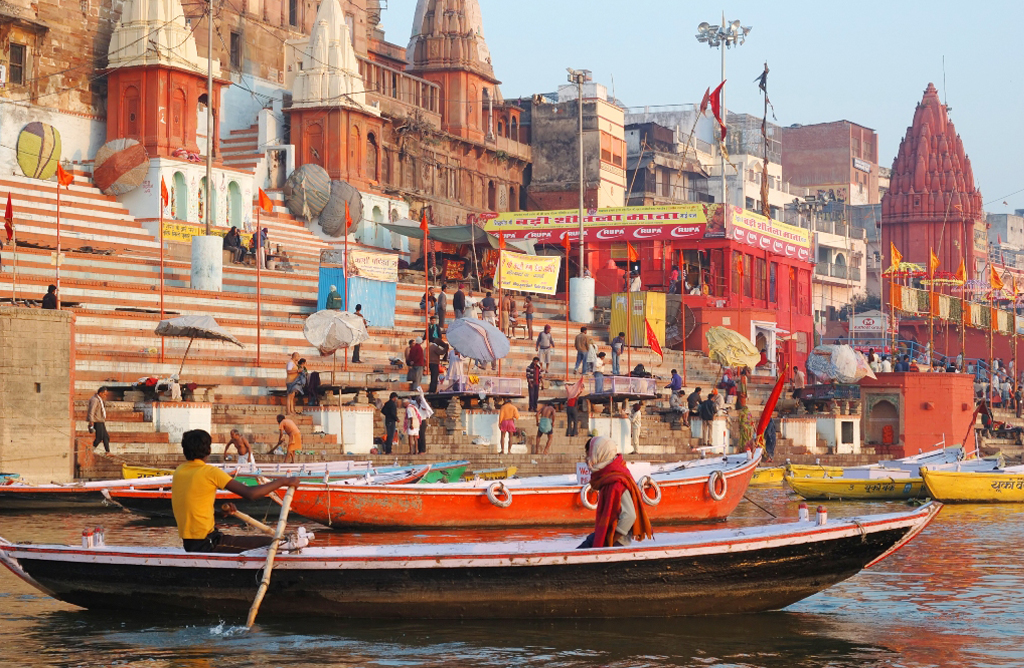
xmin=406 ymin=0 xmax=500 ymax=143
xmin=881 ymin=83 xmax=984 ymax=281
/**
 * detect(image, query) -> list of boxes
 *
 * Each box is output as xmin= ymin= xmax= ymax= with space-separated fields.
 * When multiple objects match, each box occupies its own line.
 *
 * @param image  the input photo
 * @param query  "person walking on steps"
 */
xmin=498 ymin=399 xmax=520 ymax=455
xmin=88 ymin=386 xmax=110 ymax=455
xmin=351 ymin=303 xmax=368 ymax=363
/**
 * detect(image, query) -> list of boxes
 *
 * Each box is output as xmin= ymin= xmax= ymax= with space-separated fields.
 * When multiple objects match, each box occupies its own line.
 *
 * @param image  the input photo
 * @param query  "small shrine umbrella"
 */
xmin=155 ymin=315 xmax=244 ymax=376
xmin=303 ymin=310 xmax=370 ymax=383
xmin=445 ymin=317 xmax=510 ymax=363
xmin=705 ymin=326 xmax=761 ymax=370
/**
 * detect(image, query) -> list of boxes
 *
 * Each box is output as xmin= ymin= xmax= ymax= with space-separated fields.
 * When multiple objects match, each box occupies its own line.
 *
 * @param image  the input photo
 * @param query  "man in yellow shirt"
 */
xmin=172 ymin=429 xmax=298 ymax=553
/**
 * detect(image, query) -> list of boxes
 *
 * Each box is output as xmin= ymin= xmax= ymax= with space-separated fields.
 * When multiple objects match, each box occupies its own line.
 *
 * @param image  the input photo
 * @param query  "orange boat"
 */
xmin=285 ymin=452 xmax=762 ymax=530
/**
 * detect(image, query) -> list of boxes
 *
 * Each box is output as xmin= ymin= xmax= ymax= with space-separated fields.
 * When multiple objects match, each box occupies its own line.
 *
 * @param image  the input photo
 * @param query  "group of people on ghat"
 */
xmin=420 ymin=282 xmax=538 ymax=340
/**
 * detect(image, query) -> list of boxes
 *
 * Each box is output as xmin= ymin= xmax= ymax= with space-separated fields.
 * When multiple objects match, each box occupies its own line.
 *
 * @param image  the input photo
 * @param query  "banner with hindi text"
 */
xmin=496 ymin=251 xmax=561 ymax=295
xmin=347 ymin=249 xmax=398 ymax=282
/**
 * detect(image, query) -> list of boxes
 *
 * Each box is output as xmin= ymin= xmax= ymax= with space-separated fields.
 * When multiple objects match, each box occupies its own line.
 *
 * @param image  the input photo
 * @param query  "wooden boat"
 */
xmin=0 ymin=502 xmax=942 ymax=619
xmin=122 ymin=460 xmax=468 ymax=484
xmin=749 ymin=466 xmax=785 ymax=485
xmin=0 ymin=476 xmax=174 ymax=510
xmin=785 ymin=463 xmax=845 ymax=479
xmin=105 ymin=465 xmax=434 ymax=520
xmin=285 ymin=453 xmax=762 ymax=530
xmin=921 ymin=464 xmax=1024 ymax=503
xmin=461 ymin=466 xmax=518 ymax=481
xmin=786 ymin=445 xmax=1002 ymax=501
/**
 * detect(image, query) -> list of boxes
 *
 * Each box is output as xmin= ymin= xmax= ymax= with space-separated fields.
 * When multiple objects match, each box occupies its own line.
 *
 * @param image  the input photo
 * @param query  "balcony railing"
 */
xmin=815 ymin=262 xmax=861 ymax=282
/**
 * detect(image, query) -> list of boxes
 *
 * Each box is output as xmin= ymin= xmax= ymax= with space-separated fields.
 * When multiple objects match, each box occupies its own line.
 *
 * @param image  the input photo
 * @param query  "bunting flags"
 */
xmin=955 ymin=257 xmax=966 ymax=282
xmin=708 ymin=81 xmax=727 ymax=141
xmin=3 ymin=194 xmax=12 ymax=242
xmin=56 ymin=164 xmax=74 ymax=188
xmin=990 ymin=265 xmax=1004 ymax=292
xmin=929 ymin=248 xmax=940 ymax=276
xmin=160 ymin=178 xmax=169 ymax=208
xmin=258 ymin=188 xmax=273 ymax=214
xmin=889 ymin=242 xmax=903 ymax=271
xmin=626 ymin=242 xmax=639 ymax=263
xmin=645 ymin=318 xmax=663 ymax=360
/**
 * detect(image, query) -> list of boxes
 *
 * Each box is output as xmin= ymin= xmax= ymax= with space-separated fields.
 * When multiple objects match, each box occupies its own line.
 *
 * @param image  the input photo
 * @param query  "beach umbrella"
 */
xmin=705 ymin=326 xmax=760 ymax=370
xmin=155 ymin=315 xmax=243 ymax=375
xmin=303 ymin=310 xmax=370 ymax=383
xmin=445 ymin=317 xmax=510 ymax=363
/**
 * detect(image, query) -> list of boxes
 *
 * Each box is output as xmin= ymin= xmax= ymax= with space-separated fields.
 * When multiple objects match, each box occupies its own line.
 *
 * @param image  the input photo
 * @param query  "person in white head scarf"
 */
xmin=578 ymin=436 xmax=653 ymax=549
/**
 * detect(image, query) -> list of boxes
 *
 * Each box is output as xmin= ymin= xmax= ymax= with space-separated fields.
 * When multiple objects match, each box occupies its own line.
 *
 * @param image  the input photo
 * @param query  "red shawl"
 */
xmin=589 ymin=455 xmax=654 ymax=547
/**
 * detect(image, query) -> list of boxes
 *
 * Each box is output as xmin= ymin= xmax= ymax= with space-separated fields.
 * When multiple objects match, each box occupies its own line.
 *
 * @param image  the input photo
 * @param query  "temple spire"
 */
xmin=407 ymin=0 xmax=496 ymax=82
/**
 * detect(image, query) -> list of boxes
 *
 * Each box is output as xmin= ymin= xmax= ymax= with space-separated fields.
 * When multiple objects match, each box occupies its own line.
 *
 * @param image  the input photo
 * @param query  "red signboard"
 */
xmin=498 ymin=222 xmax=709 ymax=244
xmin=729 ymin=225 xmax=813 ymax=262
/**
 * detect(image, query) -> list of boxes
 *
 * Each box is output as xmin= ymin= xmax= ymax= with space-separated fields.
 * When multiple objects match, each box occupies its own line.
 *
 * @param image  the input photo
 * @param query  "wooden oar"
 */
xmin=220 ymin=502 xmax=275 ymax=536
xmin=245 ymin=486 xmax=295 ymax=629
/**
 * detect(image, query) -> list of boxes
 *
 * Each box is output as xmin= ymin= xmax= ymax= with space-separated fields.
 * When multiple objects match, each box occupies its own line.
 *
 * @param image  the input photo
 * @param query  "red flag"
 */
xmin=561 ymin=233 xmax=571 ymax=251
xmin=708 ymin=81 xmax=727 ymax=141
xmin=626 ymin=242 xmax=639 ymax=263
xmin=419 ymin=211 xmax=429 ymax=232
xmin=699 ymin=87 xmax=711 ymax=115
xmin=756 ymin=367 xmax=788 ymax=438
xmin=499 ymin=232 xmax=506 ymax=250
xmin=3 ymin=193 xmax=12 ymax=242
xmin=56 ymin=164 xmax=74 ymax=188
xmin=258 ymin=188 xmax=273 ymax=214
xmin=644 ymin=318 xmax=663 ymax=360
xmin=160 ymin=177 xmax=169 ymax=207
xmin=344 ymin=200 xmax=353 ymax=229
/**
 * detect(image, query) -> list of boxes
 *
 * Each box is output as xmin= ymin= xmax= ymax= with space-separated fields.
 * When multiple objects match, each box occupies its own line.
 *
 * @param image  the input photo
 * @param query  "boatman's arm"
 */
xmin=225 ymin=476 xmax=300 ymax=502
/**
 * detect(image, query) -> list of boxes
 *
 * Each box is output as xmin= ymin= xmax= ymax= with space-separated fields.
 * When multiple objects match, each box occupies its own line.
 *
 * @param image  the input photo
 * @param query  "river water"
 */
xmin=1 ymin=488 xmax=1022 ymax=668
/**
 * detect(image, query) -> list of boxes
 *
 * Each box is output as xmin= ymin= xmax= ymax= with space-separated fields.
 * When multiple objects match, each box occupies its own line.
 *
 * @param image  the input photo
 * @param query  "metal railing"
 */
xmin=815 ymin=262 xmax=861 ymax=281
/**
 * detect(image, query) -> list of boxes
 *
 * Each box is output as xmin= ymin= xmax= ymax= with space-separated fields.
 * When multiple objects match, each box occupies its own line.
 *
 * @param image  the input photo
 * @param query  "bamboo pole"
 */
xmin=55 ymin=182 xmax=61 ymax=309
xmin=256 ymin=208 xmax=262 ymax=368
xmin=245 ymin=486 xmax=295 ymax=628
xmin=221 ymin=503 xmax=275 ymax=536
xmin=160 ymin=187 xmax=165 ymax=363
xmin=11 ymin=223 xmax=17 ymax=305
xmin=564 ymin=241 xmax=570 ymax=381
xmin=178 ymin=337 xmax=194 ymax=376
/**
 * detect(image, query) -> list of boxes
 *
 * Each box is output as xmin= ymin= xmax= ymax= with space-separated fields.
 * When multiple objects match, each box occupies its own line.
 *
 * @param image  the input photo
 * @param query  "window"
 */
xmin=289 ymin=0 xmax=298 ymax=26
xmin=769 ymin=262 xmax=778 ymax=302
xmin=345 ymin=14 xmax=355 ymax=47
xmin=743 ymin=254 xmax=753 ymax=298
xmin=754 ymin=257 xmax=767 ymax=300
xmin=9 ymin=43 xmax=25 ymax=85
xmin=600 ymin=132 xmax=625 ymax=168
xmin=229 ymin=32 xmax=242 ymax=70
xmin=731 ymin=251 xmax=742 ymax=295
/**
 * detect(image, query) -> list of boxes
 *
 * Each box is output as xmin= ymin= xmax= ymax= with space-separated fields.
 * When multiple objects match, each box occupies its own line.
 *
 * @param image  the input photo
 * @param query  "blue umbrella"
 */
xmin=445 ymin=318 xmax=510 ymax=363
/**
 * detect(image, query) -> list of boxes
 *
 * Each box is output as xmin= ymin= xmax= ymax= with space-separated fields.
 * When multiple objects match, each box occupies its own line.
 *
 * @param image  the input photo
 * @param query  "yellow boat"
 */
xmin=921 ymin=466 xmax=1024 ymax=503
xmin=122 ymin=464 xmax=174 ymax=479
xmin=461 ymin=466 xmax=518 ymax=481
xmin=786 ymin=473 xmax=927 ymax=500
xmin=749 ymin=466 xmax=785 ymax=485
xmin=785 ymin=463 xmax=845 ymax=479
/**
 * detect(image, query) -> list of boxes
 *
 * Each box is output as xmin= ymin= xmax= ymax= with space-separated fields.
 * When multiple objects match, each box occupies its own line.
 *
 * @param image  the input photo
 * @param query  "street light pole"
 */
xmin=567 ymin=68 xmax=591 ymax=277
xmin=695 ymin=16 xmax=751 ymax=209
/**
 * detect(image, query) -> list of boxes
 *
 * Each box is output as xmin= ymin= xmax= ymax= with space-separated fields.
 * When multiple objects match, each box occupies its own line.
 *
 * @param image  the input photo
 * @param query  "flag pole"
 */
xmin=626 ymin=271 xmax=632 ymax=376
xmin=423 ymin=214 xmax=430 ymax=369
xmin=928 ymin=251 xmax=935 ymax=367
xmin=55 ymin=179 xmax=61 ymax=309
xmin=256 ymin=206 xmax=262 ymax=369
xmin=497 ymin=235 xmax=503 ymax=378
xmin=12 ymin=223 xmax=18 ymax=306
xmin=344 ymin=203 xmax=352 ymax=373
xmin=564 ymin=236 xmax=570 ymax=381
xmin=159 ymin=184 xmax=165 ymax=363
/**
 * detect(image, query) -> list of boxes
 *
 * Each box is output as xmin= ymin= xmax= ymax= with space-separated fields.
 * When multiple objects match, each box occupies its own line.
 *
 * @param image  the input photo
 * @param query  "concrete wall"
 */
xmin=0 ymin=307 xmax=74 ymax=483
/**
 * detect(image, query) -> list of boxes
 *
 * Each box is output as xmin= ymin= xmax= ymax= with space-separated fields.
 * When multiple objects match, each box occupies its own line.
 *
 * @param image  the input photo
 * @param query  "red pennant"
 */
xmin=627 ymin=242 xmax=639 ymax=263
xmin=419 ymin=211 xmax=429 ymax=232
xmin=644 ymin=318 xmax=663 ymax=360
xmin=499 ymin=232 xmax=506 ymax=250
xmin=561 ymin=233 xmax=571 ymax=251
xmin=3 ymin=193 xmax=12 ymax=242
xmin=160 ymin=178 xmax=169 ymax=207
xmin=56 ymin=164 xmax=74 ymax=188
xmin=709 ymin=81 xmax=727 ymax=141
xmin=258 ymin=188 xmax=273 ymax=214
xmin=699 ymin=87 xmax=711 ymax=115
xmin=345 ymin=200 xmax=352 ymax=229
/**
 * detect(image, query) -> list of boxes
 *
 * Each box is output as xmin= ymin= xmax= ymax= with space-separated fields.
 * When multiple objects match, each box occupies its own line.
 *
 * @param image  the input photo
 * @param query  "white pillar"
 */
xmin=190 ymin=236 xmax=223 ymax=291
xmin=569 ymin=276 xmax=595 ymax=323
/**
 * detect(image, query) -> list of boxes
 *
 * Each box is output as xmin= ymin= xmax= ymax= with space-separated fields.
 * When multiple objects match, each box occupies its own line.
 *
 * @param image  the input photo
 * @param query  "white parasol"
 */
xmin=303 ymin=310 xmax=370 ymax=382
xmin=155 ymin=315 xmax=244 ymax=375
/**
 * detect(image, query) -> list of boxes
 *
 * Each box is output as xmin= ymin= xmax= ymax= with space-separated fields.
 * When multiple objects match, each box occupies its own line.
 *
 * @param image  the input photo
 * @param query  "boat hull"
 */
xmin=105 ymin=489 xmax=288 ymax=520
xmin=786 ymin=476 xmax=927 ymax=500
xmin=922 ymin=469 xmax=1024 ymax=503
xmin=289 ymin=457 xmax=760 ymax=530
xmin=749 ymin=467 xmax=785 ymax=485
xmin=0 ymin=504 xmax=941 ymax=619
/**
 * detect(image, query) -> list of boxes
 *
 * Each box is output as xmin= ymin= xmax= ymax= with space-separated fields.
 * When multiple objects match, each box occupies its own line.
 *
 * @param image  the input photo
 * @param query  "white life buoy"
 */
xmin=580 ymin=483 xmax=598 ymax=510
xmin=486 ymin=481 xmax=512 ymax=508
xmin=707 ymin=470 xmax=727 ymax=501
xmin=638 ymin=475 xmax=662 ymax=506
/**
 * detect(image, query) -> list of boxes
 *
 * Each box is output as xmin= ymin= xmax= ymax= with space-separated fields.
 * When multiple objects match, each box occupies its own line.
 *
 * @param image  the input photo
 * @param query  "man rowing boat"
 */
xmin=172 ymin=429 xmax=298 ymax=553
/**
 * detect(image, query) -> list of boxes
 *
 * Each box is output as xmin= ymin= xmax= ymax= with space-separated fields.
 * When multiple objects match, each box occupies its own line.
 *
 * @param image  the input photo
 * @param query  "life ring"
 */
xmin=638 ymin=475 xmax=662 ymax=506
xmin=580 ymin=483 xmax=598 ymax=510
xmin=486 ymin=481 xmax=512 ymax=508
xmin=707 ymin=470 xmax=727 ymax=501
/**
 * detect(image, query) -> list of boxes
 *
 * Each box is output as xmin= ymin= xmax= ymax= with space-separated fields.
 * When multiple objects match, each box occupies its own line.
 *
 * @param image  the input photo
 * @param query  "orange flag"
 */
xmin=561 ymin=232 xmax=571 ymax=252
xmin=929 ymin=248 xmax=939 ymax=276
xmin=955 ymin=257 xmax=966 ymax=283
xmin=991 ymin=265 xmax=1004 ymax=292
xmin=419 ymin=211 xmax=429 ymax=232
xmin=160 ymin=177 xmax=169 ymax=208
xmin=498 ymin=231 xmax=506 ymax=250
xmin=258 ymin=188 xmax=273 ymax=214
xmin=645 ymin=318 xmax=663 ymax=360
xmin=889 ymin=241 xmax=902 ymax=271
xmin=344 ymin=201 xmax=353 ymax=229
xmin=627 ymin=242 xmax=639 ymax=263
xmin=56 ymin=164 xmax=74 ymax=188
xmin=4 ymin=193 xmax=12 ymax=242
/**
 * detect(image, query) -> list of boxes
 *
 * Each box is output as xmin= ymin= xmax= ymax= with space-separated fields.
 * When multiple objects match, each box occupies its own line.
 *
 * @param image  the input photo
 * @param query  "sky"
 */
xmin=380 ymin=0 xmax=1024 ymax=212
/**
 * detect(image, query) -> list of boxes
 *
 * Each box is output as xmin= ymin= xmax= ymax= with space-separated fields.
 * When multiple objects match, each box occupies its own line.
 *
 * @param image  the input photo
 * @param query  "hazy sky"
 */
xmin=382 ymin=0 xmax=1024 ymax=212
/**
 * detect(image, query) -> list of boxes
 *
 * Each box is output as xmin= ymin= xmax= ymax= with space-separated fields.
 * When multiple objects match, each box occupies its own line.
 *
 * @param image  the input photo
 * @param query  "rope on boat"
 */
xmin=742 ymin=494 xmax=777 ymax=519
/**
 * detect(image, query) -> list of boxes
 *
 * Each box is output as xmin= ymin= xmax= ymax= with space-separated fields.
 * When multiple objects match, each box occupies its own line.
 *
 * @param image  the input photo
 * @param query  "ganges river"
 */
xmin=2 ymin=487 xmax=1023 ymax=668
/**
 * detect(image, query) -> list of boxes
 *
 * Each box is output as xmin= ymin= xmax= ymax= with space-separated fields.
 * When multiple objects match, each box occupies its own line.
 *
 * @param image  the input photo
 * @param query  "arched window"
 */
xmin=349 ymin=126 xmax=361 ymax=175
xmin=172 ymin=172 xmax=188 ymax=221
xmin=228 ymin=181 xmax=242 ymax=228
xmin=487 ymin=180 xmax=496 ymax=211
xmin=481 ymin=88 xmax=489 ymax=130
xmin=497 ymin=120 xmax=504 ymax=137
xmin=510 ymin=118 xmax=518 ymax=142
xmin=171 ymin=88 xmax=187 ymax=146
xmin=372 ymin=205 xmax=383 ymax=223
xmin=468 ymin=85 xmax=477 ymax=127
xmin=122 ymin=85 xmax=141 ymax=139
xmin=367 ymin=132 xmax=379 ymax=181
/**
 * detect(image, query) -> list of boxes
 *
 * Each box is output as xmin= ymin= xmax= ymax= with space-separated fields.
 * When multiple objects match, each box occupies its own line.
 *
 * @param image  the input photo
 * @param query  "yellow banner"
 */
xmin=348 ymin=249 xmax=399 ymax=282
xmin=496 ymin=251 xmax=561 ymax=295
xmin=727 ymin=206 xmax=812 ymax=261
xmin=162 ymin=221 xmax=252 ymax=247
